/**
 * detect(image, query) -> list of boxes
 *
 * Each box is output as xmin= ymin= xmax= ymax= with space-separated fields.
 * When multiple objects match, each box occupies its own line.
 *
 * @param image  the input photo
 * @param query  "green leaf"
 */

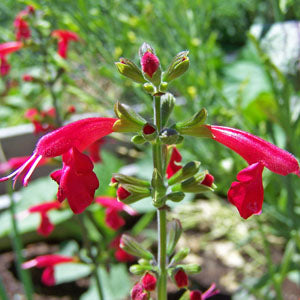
xmin=55 ymin=263 xmax=92 ymax=284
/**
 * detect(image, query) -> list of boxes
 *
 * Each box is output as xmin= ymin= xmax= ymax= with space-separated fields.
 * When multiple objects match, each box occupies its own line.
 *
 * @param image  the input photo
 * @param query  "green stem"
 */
xmin=257 ymin=218 xmax=283 ymax=300
xmin=8 ymin=184 xmax=33 ymax=300
xmin=153 ymin=95 xmax=168 ymax=299
xmin=76 ymin=214 xmax=104 ymax=300
xmin=0 ymin=275 xmax=9 ymax=300
xmin=49 ymin=84 xmax=63 ymax=128
xmin=157 ymin=208 xmax=167 ymax=300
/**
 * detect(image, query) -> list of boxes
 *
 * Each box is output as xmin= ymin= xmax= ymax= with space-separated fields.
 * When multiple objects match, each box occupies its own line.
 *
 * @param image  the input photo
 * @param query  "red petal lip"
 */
xmin=35 ymin=117 xmax=118 ymax=157
xmin=206 ymin=125 xmax=300 ymax=176
xmin=0 ymin=41 xmax=23 ymax=56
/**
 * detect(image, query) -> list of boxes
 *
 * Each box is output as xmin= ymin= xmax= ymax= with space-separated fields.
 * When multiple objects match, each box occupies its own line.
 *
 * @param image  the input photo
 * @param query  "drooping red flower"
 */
xmin=95 ymin=196 xmax=137 ymax=230
xmin=166 ymin=147 xmax=182 ymax=179
xmin=110 ymin=235 xmax=135 ymax=262
xmin=0 ymin=117 xmax=118 ymax=213
xmin=141 ymin=51 xmax=160 ymax=78
xmin=204 ymin=125 xmax=300 ymax=218
xmin=174 ymin=268 xmax=188 ymax=288
xmin=141 ymin=272 xmax=157 ymax=291
xmin=51 ymin=30 xmax=79 ymax=59
xmin=0 ymin=41 xmax=23 ymax=76
xmin=22 ymin=254 xmax=75 ymax=286
xmin=190 ymin=283 xmax=219 ymax=300
xmin=51 ymin=147 xmax=99 ymax=214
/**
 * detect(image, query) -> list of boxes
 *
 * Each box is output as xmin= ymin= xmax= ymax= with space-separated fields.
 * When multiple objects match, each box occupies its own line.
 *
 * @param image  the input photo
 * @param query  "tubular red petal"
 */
xmin=37 ymin=213 xmax=55 ymax=236
xmin=206 ymin=125 xmax=300 ymax=176
xmin=52 ymin=30 xmax=79 ymax=41
xmin=0 ymin=41 xmax=23 ymax=56
xmin=41 ymin=266 xmax=55 ymax=286
xmin=228 ymin=162 xmax=264 ymax=219
xmin=166 ymin=147 xmax=182 ymax=179
xmin=105 ymin=207 xmax=125 ymax=230
xmin=35 ymin=118 xmax=117 ymax=158
xmin=28 ymin=201 xmax=61 ymax=213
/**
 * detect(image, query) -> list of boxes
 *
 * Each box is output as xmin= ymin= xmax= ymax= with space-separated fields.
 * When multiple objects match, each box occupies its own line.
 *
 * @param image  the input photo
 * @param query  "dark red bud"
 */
xmin=142 ymin=272 xmax=157 ymax=291
xmin=201 ymin=174 xmax=214 ymax=187
xmin=190 ymin=290 xmax=202 ymax=300
xmin=143 ymin=124 xmax=156 ymax=135
xmin=22 ymin=74 xmax=33 ymax=82
xmin=174 ymin=269 xmax=188 ymax=288
xmin=111 ymin=177 xmax=118 ymax=183
xmin=141 ymin=52 xmax=159 ymax=78
xmin=117 ymin=186 xmax=131 ymax=200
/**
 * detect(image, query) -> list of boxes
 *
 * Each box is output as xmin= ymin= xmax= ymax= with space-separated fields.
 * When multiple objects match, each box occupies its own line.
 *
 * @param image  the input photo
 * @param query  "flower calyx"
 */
xmin=170 ymin=247 xmax=190 ymax=265
xmin=115 ymin=57 xmax=147 ymax=83
xmin=168 ymin=161 xmax=201 ymax=185
xmin=121 ymin=234 xmax=154 ymax=260
xmin=163 ymin=50 xmax=189 ymax=83
xmin=172 ymin=171 xmax=215 ymax=193
xmin=161 ymin=93 xmax=175 ymax=127
xmin=159 ymin=128 xmax=183 ymax=145
xmin=117 ymin=184 xmax=151 ymax=204
xmin=175 ymin=108 xmax=212 ymax=138
xmin=113 ymin=102 xmax=146 ymax=132
xmin=151 ymin=168 xmax=167 ymax=208
xmin=166 ymin=219 xmax=182 ymax=256
xmin=111 ymin=173 xmax=150 ymax=187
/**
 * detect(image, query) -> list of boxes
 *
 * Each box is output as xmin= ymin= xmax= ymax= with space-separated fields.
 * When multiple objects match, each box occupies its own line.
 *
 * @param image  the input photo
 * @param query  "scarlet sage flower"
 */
xmin=95 ymin=196 xmax=137 ymax=230
xmin=24 ymin=201 xmax=61 ymax=236
xmin=190 ymin=283 xmax=219 ymax=300
xmin=22 ymin=254 xmax=75 ymax=286
xmin=166 ymin=147 xmax=182 ymax=179
xmin=52 ymin=30 xmax=79 ymax=59
xmin=0 ymin=117 xmax=118 ymax=213
xmin=204 ymin=125 xmax=300 ymax=219
xmin=14 ymin=6 xmax=34 ymax=41
xmin=110 ymin=235 xmax=135 ymax=262
xmin=0 ymin=41 xmax=22 ymax=76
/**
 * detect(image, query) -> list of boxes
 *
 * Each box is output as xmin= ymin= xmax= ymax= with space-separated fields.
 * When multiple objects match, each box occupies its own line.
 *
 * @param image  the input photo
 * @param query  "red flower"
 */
xmin=204 ymin=125 xmax=300 ymax=219
xmin=131 ymin=282 xmax=149 ymax=300
xmin=174 ymin=268 xmax=188 ymax=288
xmin=117 ymin=186 xmax=131 ymax=201
xmin=86 ymin=139 xmax=106 ymax=163
xmin=110 ymin=235 xmax=135 ymax=262
xmin=95 ymin=196 xmax=137 ymax=230
xmin=201 ymin=173 xmax=214 ymax=187
xmin=166 ymin=147 xmax=182 ymax=179
xmin=22 ymin=254 xmax=74 ymax=286
xmin=0 ymin=41 xmax=22 ymax=76
xmin=141 ymin=272 xmax=157 ymax=291
xmin=141 ymin=52 xmax=159 ymax=78
xmin=190 ymin=283 xmax=219 ymax=300
xmin=14 ymin=6 xmax=34 ymax=41
xmin=52 ymin=30 xmax=79 ymax=59
xmin=0 ymin=117 xmax=117 ymax=213
xmin=22 ymin=74 xmax=34 ymax=82
xmin=27 ymin=201 xmax=61 ymax=236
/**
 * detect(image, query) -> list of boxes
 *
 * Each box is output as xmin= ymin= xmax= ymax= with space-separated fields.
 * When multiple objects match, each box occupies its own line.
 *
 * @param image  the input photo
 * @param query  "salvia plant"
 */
xmin=1 ymin=5 xmax=300 ymax=300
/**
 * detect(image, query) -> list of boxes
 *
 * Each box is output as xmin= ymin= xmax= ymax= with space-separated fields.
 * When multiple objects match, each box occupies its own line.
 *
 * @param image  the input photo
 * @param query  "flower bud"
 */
xmin=143 ymin=82 xmax=156 ymax=94
xmin=159 ymin=128 xmax=180 ymax=145
xmin=170 ymin=247 xmax=190 ymax=264
xmin=22 ymin=74 xmax=34 ymax=82
xmin=161 ymin=93 xmax=175 ymax=127
xmin=142 ymin=123 xmax=157 ymax=141
xmin=163 ymin=51 xmax=189 ymax=82
xmin=174 ymin=268 xmax=188 ymax=289
xmin=112 ymin=173 xmax=150 ymax=187
xmin=115 ymin=57 xmax=146 ymax=83
xmin=121 ymin=234 xmax=154 ymax=260
xmin=113 ymin=102 xmax=146 ymax=132
xmin=190 ymin=290 xmax=202 ymax=300
xmin=131 ymin=134 xmax=146 ymax=145
xmin=167 ymin=219 xmax=182 ymax=256
xmin=131 ymin=282 xmax=149 ymax=300
xmin=129 ymin=264 xmax=152 ymax=275
xmin=142 ymin=272 xmax=157 ymax=291
xmin=201 ymin=174 xmax=214 ymax=187
xmin=117 ymin=184 xmax=151 ymax=204
xmin=168 ymin=161 xmax=201 ymax=185
xmin=179 ymin=264 xmax=202 ymax=274
xmin=165 ymin=191 xmax=185 ymax=203
xmin=159 ymin=82 xmax=168 ymax=92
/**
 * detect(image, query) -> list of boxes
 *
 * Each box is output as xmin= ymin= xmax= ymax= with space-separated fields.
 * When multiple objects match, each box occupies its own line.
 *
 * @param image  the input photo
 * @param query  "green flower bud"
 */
xmin=163 ymin=51 xmax=190 ymax=82
xmin=131 ymin=134 xmax=146 ymax=145
xmin=129 ymin=264 xmax=152 ymax=275
xmin=143 ymin=82 xmax=156 ymax=95
xmin=159 ymin=82 xmax=168 ymax=92
xmin=180 ymin=264 xmax=202 ymax=274
xmin=115 ymin=58 xmax=146 ymax=83
xmin=161 ymin=93 xmax=175 ymax=127
xmin=168 ymin=161 xmax=201 ymax=185
xmin=167 ymin=219 xmax=183 ymax=256
xmin=120 ymin=234 xmax=154 ymax=260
